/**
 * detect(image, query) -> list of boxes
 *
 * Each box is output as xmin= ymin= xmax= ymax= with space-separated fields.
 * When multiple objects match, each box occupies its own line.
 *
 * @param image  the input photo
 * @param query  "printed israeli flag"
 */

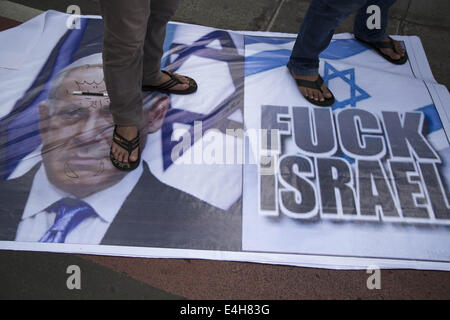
xmin=242 ymin=31 xmax=450 ymax=266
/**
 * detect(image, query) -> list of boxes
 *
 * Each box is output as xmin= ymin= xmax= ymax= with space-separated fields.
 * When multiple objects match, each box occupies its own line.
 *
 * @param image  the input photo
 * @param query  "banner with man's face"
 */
xmin=0 ymin=11 xmax=449 ymax=270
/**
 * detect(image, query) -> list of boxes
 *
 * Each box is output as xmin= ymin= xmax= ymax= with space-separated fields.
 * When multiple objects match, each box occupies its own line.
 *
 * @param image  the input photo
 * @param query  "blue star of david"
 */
xmin=323 ymin=62 xmax=370 ymax=110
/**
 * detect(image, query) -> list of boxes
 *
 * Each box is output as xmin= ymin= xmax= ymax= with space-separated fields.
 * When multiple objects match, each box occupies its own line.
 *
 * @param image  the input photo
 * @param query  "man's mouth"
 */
xmin=153 ymin=96 xmax=170 ymax=110
xmin=64 ymin=159 xmax=105 ymax=178
xmin=156 ymin=96 xmax=170 ymax=104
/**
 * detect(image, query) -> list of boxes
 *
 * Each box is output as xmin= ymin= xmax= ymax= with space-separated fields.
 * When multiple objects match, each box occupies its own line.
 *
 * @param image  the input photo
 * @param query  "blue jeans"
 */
xmin=287 ymin=0 xmax=397 ymax=76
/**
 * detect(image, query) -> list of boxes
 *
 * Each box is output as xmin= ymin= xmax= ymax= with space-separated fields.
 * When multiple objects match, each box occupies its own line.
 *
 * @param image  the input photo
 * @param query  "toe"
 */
xmin=113 ymin=147 xmax=120 ymax=160
xmin=181 ymin=76 xmax=189 ymax=85
xmin=319 ymin=91 xmax=325 ymax=102
xmin=129 ymin=149 xmax=138 ymax=162
xmin=313 ymin=90 xmax=319 ymax=101
xmin=123 ymin=151 xmax=129 ymax=163
xmin=175 ymin=73 xmax=189 ymax=85
xmin=396 ymin=44 xmax=405 ymax=57
xmin=322 ymin=85 xmax=332 ymax=99
xmin=391 ymin=50 xmax=401 ymax=60
xmin=130 ymin=146 xmax=139 ymax=162
xmin=299 ymin=87 xmax=308 ymax=98
xmin=383 ymin=45 xmax=402 ymax=60
xmin=116 ymin=151 xmax=123 ymax=163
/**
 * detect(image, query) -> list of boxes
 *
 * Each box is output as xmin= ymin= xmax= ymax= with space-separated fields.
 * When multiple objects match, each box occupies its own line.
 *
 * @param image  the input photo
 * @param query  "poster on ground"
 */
xmin=0 ymin=11 xmax=449 ymax=270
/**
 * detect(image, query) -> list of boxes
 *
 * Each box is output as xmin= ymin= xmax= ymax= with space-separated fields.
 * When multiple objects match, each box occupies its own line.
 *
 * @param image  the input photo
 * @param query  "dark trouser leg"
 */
xmin=143 ymin=0 xmax=180 ymax=84
xmin=287 ymin=0 xmax=367 ymax=76
xmin=354 ymin=0 xmax=397 ymax=42
xmin=99 ymin=0 xmax=150 ymax=127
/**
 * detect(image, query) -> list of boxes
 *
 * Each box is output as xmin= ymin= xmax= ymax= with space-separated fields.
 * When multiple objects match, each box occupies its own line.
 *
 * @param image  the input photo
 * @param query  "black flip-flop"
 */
xmin=291 ymin=73 xmax=335 ymax=107
xmin=110 ymin=125 xmax=141 ymax=171
xmin=142 ymin=70 xmax=198 ymax=95
xmin=355 ymin=36 xmax=408 ymax=65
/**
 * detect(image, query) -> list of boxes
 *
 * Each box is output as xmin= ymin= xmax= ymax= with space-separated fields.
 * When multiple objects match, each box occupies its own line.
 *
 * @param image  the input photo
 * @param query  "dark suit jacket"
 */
xmin=0 ymin=161 xmax=242 ymax=251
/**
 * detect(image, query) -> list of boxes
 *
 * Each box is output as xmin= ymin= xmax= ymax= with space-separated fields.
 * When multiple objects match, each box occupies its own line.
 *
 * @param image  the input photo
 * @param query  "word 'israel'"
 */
xmin=259 ymin=105 xmax=450 ymax=225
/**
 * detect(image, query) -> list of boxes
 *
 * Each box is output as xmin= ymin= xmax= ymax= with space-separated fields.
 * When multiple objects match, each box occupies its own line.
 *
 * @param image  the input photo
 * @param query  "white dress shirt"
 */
xmin=15 ymin=162 xmax=143 ymax=244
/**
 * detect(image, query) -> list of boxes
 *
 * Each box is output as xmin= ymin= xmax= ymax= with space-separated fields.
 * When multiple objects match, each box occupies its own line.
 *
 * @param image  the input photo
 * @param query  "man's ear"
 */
xmin=38 ymin=101 xmax=51 ymax=138
xmin=144 ymin=99 xmax=169 ymax=134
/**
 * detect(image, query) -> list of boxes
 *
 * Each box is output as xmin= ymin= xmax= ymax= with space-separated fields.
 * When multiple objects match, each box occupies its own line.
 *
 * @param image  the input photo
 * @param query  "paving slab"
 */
xmin=174 ymin=0 xmax=281 ymax=31
xmin=406 ymin=0 xmax=450 ymax=28
xmin=82 ymin=254 xmax=450 ymax=300
xmin=399 ymin=20 xmax=450 ymax=88
xmin=388 ymin=0 xmax=410 ymax=20
xmin=0 ymin=0 xmax=42 ymax=22
xmin=0 ymin=250 xmax=182 ymax=299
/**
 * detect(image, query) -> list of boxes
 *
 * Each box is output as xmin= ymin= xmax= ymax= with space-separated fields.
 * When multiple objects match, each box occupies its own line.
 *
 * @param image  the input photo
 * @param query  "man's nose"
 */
xmin=78 ymin=113 xmax=111 ymax=142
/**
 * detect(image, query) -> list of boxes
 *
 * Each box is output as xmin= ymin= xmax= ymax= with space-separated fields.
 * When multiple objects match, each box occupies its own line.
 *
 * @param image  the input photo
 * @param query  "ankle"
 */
xmin=116 ymin=125 xmax=137 ymax=131
xmin=144 ymin=71 xmax=165 ymax=86
xmin=116 ymin=125 xmax=138 ymax=137
xmin=293 ymin=73 xmax=319 ymax=80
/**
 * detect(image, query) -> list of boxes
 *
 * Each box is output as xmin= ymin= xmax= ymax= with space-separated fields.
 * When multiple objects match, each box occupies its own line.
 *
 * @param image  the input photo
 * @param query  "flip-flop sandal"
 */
xmin=291 ymin=73 xmax=335 ymax=107
xmin=142 ymin=70 xmax=198 ymax=95
xmin=110 ymin=125 xmax=141 ymax=171
xmin=355 ymin=36 xmax=408 ymax=65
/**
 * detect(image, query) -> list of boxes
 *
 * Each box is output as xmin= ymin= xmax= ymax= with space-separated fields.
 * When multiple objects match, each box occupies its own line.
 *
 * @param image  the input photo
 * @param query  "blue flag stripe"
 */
xmin=1 ymin=19 xmax=91 ymax=179
xmin=245 ymin=38 xmax=369 ymax=77
xmin=415 ymin=104 xmax=443 ymax=135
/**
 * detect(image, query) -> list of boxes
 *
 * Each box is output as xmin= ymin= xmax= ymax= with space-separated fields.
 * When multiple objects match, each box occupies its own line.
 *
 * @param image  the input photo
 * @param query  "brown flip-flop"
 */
xmin=109 ymin=125 xmax=141 ymax=171
xmin=291 ymin=73 xmax=335 ymax=107
xmin=142 ymin=70 xmax=197 ymax=95
xmin=355 ymin=36 xmax=408 ymax=65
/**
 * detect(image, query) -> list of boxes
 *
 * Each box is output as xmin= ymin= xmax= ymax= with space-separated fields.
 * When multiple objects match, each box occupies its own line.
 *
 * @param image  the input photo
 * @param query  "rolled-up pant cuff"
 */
xmin=143 ymin=69 xmax=164 ymax=85
xmin=287 ymin=60 xmax=319 ymax=77
xmin=112 ymin=119 xmax=142 ymax=127
xmin=353 ymin=31 xmax=388 ymax=43
xmin=111 ymin=106 xmax=142 ymax=127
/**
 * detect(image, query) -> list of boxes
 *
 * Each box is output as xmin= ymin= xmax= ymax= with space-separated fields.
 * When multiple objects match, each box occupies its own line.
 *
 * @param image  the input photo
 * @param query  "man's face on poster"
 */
xmin=38 ymin=65 xmax=169 ymax=198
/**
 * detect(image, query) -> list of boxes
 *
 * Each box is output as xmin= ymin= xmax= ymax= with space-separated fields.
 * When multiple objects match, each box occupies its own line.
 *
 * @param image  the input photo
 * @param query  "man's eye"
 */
xmin=58 ymin=106 xmax=86 ymax=117
xmin=61 ymin=110 xmax=80 ymax=118
xmin=101 ymin=104 xmax=110 ymax=115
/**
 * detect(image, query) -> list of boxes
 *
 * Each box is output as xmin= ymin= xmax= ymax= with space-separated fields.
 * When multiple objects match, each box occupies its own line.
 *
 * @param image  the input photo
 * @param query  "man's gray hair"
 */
xmin=48 ymin=53 xmax=103 ymax=102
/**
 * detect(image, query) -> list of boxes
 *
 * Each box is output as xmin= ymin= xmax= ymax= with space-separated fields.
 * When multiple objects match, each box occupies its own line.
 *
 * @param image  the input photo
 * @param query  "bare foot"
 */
xmin=111 ymin=125 xmax=139 ymax=164
xmin=144 ymin=71 xmax=190 ymax=91
xmin=291 ymin=74 xmax=333 ymax=102
xmin=379 ymin=37 xmax=406 ymax=60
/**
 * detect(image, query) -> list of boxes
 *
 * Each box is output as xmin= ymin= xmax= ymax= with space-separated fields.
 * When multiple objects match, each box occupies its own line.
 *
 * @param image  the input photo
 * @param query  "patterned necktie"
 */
xmin=39 ymin=197 xmax=96 ymax=243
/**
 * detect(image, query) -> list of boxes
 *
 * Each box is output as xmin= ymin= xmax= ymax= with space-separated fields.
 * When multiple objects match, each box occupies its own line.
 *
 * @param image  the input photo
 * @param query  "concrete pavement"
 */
xmin=4 ymin=0 xmax=449 ymax=87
